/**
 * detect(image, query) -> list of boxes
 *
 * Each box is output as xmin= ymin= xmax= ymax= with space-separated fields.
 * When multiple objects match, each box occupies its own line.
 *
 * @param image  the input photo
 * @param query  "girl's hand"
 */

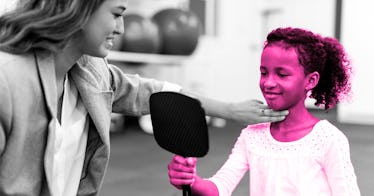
xmin=168 ymin=155 xmax=197 ymax=189
xmin=229 ymin=100 xmax=288 ymax=125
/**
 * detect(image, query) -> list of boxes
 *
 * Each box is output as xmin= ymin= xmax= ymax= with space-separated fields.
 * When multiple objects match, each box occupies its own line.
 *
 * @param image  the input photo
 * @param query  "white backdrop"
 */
xmin=0 ymin=0 xmax=18 ymax=15
xmin=338 ymin=0 xmax=374 ymax=125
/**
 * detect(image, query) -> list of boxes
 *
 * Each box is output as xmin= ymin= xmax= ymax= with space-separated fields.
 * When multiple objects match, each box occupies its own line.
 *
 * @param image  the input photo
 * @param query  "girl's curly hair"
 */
xmin=264 ymin=27 xmax=352 ymax=110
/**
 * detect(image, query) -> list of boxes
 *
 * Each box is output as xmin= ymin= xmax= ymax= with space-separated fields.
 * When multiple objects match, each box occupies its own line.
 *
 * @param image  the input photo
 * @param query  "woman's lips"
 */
xmin=104 ymin=38 xmax=114 ymax=49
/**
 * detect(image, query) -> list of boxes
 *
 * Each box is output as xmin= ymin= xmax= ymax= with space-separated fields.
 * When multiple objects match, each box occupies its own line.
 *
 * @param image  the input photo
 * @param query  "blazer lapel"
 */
xmin=70 ymin=63 xmax=112 ymax=146
xmin=35 ymin=52 xmax=112 ymax=145
xmin=35 ymin=52 xmax=58 ymax=195
xmin=34 ymin=52 xmax=57 ymax=118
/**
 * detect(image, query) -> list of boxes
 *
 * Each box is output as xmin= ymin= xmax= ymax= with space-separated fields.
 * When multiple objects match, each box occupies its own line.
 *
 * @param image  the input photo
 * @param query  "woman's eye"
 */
xmin=113 ymin=13 xmax=123 ymax=18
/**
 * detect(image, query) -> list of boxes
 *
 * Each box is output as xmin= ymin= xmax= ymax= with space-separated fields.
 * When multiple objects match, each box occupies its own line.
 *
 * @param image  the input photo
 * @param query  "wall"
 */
xmin=337 ymin=1 xmax=374 ymax=125
xmin=0 ymin=0 xmax=18 ymax=14
xmin=125 ymin=0 xmax=188 ymax=17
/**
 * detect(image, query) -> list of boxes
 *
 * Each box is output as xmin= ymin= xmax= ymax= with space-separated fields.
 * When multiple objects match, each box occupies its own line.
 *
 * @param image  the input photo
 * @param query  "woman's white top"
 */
xmin=44 ymin=74 xmax=89 ymax=196
xmin=43 ymin=75 xmax=182 ymax=196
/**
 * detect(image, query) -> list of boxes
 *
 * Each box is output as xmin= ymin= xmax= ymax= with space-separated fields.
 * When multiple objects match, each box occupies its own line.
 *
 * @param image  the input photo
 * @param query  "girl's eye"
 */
xmin=278 ymin=73 xmax=289 ymax=77
xmin=277 ymin=71 xmax=290 ymax=77
xmin=260 ymin=68 xmax=267 ymax=76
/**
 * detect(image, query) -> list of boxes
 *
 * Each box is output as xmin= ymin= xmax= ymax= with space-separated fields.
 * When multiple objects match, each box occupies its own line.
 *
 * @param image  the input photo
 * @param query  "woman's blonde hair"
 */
xmin=0 ymin=0 xmax=105 ymax=54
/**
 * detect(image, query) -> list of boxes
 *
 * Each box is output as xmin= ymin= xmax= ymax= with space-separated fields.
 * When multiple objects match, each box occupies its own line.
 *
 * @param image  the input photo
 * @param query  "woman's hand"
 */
xmin=179 ymin=89 xmax=288 ymax=125
xmin=229 ymin=100 xmax=288 ymax=125
xmin=168 ymin=155 xmax=197 ymax=189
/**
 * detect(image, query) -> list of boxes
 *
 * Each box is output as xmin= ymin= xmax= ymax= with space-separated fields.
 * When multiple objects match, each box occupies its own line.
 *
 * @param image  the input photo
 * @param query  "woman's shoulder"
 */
xmin=0 ymin=51 xmax=34 ymax=67
xmin=0 ymin=51 xmax=37 ymax=78
xmin=77 ymin=55 xmax=108 ymax=72
xmin=76 ymin=55 xmax=111 ymax=80
xmin=78 ymin=55 xmax=107 ymax=65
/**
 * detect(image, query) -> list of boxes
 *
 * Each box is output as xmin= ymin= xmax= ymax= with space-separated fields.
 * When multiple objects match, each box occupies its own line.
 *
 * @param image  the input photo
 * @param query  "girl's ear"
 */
xmin=305 ymin=71 xmax=320 ymax=91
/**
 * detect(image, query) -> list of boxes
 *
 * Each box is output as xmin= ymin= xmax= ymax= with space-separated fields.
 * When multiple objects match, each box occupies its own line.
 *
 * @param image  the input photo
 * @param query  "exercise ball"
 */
xmin=152 ymin=8 xmax=202 ymax=55
xmin=121 ymin=13 xmax=161 ymax=54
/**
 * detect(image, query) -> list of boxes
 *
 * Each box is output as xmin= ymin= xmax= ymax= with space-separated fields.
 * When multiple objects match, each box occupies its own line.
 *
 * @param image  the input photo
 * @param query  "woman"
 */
xmin=0 ymin=0 xmax=287 ymax=195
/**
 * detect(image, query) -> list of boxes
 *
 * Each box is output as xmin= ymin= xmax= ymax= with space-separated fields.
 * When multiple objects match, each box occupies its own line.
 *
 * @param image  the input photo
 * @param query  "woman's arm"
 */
xmin=180 ymin=89 xmax=288 ymax=125
xmin=107 ymin=61 xmax=287 ymax=124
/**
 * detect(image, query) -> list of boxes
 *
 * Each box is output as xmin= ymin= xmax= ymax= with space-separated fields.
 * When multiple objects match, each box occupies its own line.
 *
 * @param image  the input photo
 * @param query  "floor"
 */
xmin=101 ymin=110 xmax=374 ymax=196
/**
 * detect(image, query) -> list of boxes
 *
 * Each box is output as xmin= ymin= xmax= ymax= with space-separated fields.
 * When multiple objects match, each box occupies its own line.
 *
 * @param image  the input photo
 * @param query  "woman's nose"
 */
xmin=115 ymin=17 xmax=124 ymax=35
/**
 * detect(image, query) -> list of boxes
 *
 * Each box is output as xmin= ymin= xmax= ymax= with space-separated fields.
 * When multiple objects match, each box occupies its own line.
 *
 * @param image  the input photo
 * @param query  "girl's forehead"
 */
xmin=261 ymin=45 xmax=302 ymax=69
xmin=262 ymin=45 xmax=298 ymax=60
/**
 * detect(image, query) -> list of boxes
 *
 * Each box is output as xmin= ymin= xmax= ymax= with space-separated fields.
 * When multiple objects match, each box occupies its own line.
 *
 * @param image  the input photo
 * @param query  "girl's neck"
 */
xmin=270 ymin=106 xmax=319 ymax=142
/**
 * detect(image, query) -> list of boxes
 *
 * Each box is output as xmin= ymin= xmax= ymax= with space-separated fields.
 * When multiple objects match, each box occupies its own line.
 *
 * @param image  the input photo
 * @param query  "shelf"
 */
xmin=107 ymin=51 xmax=189 ymax=65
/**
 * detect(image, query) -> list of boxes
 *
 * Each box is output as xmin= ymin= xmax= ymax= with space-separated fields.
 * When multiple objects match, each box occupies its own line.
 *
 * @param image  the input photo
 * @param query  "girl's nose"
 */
xmin=263 ymin=76 xmax=277 ymax=88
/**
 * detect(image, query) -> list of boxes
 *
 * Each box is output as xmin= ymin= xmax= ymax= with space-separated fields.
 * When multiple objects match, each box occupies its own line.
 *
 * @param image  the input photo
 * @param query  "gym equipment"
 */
xmin=121 ymin=13 xmax=162 ymax=54
xmin=150 ymin=92 xmax=209 ymax=196
xmin=152 ymin=8 xmax=202 ymax=55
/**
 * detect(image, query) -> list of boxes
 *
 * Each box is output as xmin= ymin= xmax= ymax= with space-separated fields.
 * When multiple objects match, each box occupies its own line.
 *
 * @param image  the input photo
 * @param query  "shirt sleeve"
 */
xmin=108 ymin=63 xmax=181 ymax=116
xmin=161 ymin=81 xmax=182 ymax=92
xmin=322 ymin=130 xmax=361 ymax=196
xmin=208 ymin=128 xmax=250 ymax=196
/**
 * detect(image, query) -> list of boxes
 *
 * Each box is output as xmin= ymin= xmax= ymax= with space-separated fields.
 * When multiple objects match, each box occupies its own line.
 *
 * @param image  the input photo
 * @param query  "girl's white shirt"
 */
xmin=209 ymin=120 xmax=360 ymax=196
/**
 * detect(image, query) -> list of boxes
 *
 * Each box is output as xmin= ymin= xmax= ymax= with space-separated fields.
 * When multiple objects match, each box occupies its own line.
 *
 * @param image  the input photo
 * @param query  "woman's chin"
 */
xmin=91 ymin=49 xmax=109 ymax=58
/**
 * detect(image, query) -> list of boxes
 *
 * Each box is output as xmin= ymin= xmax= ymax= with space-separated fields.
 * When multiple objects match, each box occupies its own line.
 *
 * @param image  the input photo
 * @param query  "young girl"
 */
xmin=0 ymin=0 xmax=288 ymax=196
xmin=168 ymin=27 xmax=360 ymax=196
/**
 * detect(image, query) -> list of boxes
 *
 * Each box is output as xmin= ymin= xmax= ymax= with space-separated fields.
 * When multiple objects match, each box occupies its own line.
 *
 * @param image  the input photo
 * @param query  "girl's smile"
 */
xmin=263 ymin=91 xmax=283 ymax=100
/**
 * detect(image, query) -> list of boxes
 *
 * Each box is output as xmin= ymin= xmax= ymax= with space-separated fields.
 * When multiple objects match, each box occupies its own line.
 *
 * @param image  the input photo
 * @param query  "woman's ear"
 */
xmin=305 ymin=71 xmax=320 ymax=91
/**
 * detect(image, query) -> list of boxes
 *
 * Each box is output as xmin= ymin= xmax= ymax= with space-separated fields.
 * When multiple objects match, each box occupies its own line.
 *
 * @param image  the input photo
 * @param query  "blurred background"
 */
xmin=103 ymin=0 xmax=374 ymax=128
xmin=0 ymin=0 xmax=373 ymax=195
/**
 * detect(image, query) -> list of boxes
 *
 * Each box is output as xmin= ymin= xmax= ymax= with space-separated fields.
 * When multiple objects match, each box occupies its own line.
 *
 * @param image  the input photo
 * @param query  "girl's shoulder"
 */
xmin=240 ymin=122 xmax=271 ymax=138
xmin=314 ymin=120 xmax=350 ymax=145
xmin=244 ymin=122 xmax=270 ymax=132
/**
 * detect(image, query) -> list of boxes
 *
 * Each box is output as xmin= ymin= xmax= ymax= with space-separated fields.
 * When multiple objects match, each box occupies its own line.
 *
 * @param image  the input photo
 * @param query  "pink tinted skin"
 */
xmin=259 ymin=45 xmax=320 ymax=142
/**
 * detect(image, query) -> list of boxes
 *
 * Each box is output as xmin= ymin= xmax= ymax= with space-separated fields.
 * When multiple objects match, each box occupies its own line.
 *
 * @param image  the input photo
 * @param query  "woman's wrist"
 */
xmin=225 ymin=102 xmax=235 ymax=121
